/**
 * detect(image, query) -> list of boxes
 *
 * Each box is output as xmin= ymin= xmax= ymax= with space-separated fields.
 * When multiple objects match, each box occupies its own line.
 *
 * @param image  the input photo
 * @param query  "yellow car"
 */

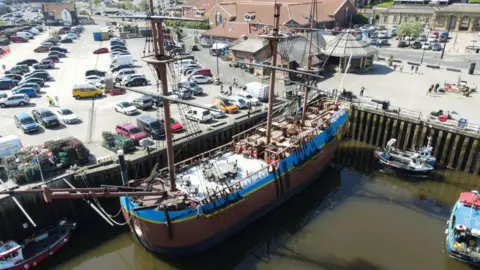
xmin=212 ymin=96 xmax=238 ymax=114
xmin=72 ymin=83 xmax=103 ymax=99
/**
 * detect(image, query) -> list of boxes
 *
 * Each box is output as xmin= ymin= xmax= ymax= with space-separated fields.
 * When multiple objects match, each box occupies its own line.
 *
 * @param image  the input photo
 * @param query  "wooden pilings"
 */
xmin=349 ymin=106 xmax=480 ymax=175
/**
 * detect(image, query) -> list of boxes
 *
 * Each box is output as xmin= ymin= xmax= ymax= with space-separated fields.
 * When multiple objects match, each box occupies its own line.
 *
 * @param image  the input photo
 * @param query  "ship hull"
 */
xmin=121 ymin=109 xmax=349 ymax=255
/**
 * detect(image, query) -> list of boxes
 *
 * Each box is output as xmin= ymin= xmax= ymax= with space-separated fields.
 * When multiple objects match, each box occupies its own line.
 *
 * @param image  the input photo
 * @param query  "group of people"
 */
xmin=427 ymin=83 xmax=441 ymax=95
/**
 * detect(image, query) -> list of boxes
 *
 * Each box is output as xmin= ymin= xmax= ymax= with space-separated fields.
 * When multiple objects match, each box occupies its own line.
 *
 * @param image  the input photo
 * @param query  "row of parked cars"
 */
xmin=9 ymin=25 xmax=44 ymax=43
xmin=1 ymin=27 xmax=83 ymax=135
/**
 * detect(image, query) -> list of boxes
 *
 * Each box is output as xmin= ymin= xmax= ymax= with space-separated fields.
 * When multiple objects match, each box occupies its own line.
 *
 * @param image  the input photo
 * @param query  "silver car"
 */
xmin=0 ymin=94 xmax=30 ymax=108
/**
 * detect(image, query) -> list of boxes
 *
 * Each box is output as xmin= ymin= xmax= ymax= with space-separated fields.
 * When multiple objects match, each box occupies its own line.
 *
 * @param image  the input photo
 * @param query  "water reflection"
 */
xmin=41 ymin=141 xmax=480 ymax=270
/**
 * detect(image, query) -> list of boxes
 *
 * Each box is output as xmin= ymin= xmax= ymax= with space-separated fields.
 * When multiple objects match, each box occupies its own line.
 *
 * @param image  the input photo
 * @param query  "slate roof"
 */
xmin=321 ymin=33 xmax=378 ymax=57
xmin=231 ymin=38 xmax=267 ymax=53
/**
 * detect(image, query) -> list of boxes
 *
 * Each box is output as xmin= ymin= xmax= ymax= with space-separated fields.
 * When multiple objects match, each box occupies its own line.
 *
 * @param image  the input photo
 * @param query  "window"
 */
xmin=195 ymin=11 xmax=205 ymax=17
xmin=382 ymin=16 xmax=388 ymax=23
xmin=393 ymin=16 xmax=398 ymax=23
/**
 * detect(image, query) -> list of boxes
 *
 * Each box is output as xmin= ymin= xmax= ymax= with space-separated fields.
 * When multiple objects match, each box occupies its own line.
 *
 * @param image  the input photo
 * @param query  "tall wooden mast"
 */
xmin=259 ymin=2 xmax=285 ymax=144
xmin=299 ymin=0 xmax=319 ymax=126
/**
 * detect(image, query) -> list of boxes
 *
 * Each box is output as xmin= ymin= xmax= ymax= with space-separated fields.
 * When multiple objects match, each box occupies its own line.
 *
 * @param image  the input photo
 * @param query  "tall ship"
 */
xmin=118 ymin=1 xmax=351 ymax=254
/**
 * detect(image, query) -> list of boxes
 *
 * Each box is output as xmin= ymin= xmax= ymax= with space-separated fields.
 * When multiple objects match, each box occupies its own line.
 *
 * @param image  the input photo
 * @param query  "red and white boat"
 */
xmin=0 ymin=219 xmax=75 ymax=270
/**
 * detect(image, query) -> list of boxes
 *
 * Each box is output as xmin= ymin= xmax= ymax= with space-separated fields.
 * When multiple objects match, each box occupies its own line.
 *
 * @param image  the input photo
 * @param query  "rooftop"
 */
xmin=231 ymin=38 xmax=268 ymax=53
xmin=438 ymin=3 xmax=480 ymax=13
xmin=322 ymin=33 xmax=378 ymax=58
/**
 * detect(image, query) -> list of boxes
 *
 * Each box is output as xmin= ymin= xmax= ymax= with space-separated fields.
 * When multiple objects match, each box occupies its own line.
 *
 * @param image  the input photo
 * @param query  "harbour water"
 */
xmin=40 ymin=140 xmax=479 ymax=270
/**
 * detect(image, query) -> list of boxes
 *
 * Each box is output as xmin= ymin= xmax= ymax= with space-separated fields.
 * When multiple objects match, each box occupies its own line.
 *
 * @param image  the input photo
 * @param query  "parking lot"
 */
xmin=1 ymin=25 xmax=264 ymax=152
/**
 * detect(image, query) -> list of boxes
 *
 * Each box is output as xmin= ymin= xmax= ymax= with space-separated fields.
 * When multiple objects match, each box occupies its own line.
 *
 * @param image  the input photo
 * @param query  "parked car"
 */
xmin=185 ymin=108 xmax=212 ymax=123
xmin=179 ymin=81 xmax=203 ymax=95
xmin=188 ymin=75 xmax=213 ymax=84
xmin=32 ymin=60 xmax=55 ymax=70
xmin=111 ymin=45 xmax=128 ymax=52
xmin=12 ymin=87 xmax=36 ymax=97
xmin=14 ymin=113 xmax=39 ymax=133
xmin=48 ymin=51 xmax=66 ymax=58
xmin=432 ymin=42 xmax=442 ymax=51
xmin=370 ymin=39 xmax=377 ymax=46
xmin=0 ymin=79 xmax=17 ymax=90
xmin=427 ymin=35 xmax=437 ymax=43
xmin=85 ymin=69 xmax=106 ymax=77
xmin=115 ymin=123 xmax=147 ymax=144
xmin=235 ymin=93 xmax=260 ymax=106
xmin=422 ymin=42 xmax=431 ymax=50
xmin=207 ymin=104 xmax=226 ymax=119
xmin=24 ymin=71 xmax=52 ymax=81
xmin=132 ymin=96 xmax=153 ymax=110
xmin=20 ymin=77 xmax=45 ymax=87
xmin=93 ymin=47 xmax=109 ymax=54
xmin=411 ymin=41 xmax=422 ymax=49
xmin=397 ymin=40 xmax=408 ymax=48
xmin=50 ymin=46 xmax=68 ymax=53
xmin=115 ymin=101 xmax=138 ymax=115
xmin=32 ymin=108 xmax=60 ymax=128
xmin=5 ymin=66 xmax=28 ymax=75
xmin=159 ymin=118 xmax=184 ymax=133
xmin=55 ymin=108 xmax=79 ymax=124
xmin=13 ymin=83 xmax=40 ymax=93
xmin=42 ymin=56 xmax=60 ymax=63
xmin=191 ymin=45 xmax=200 ymax=51
xmin=17 ymin=59 xmax=38 ymax=66
xmin=136 ymin=115 xmax=165 ymax=139
xmin=34 ymin=46 xmax=50 ymax=53
xmin=113 ymin=68 xmax=136 ymax=82
xmin=212 ymin=96 xmax=238 ymax=114
xmin=111 ymin=64 xmax=133 ymax=73
xmin=85 ymin=75 xmax=105 ymax=85
xmin=60 ymin=38 xmax=73 ymax=43
xmin=10 ymin=36 xmax=28 ymax=43
xmin=228 ymin=96 xmax=248 ymax=109
xmin=123 ymin=76 xmax=148 ymax=87
xmin=2 ymin=74 xmax=22 ymax=82
xmin=0 ymin=94 xmax=29 ymax=107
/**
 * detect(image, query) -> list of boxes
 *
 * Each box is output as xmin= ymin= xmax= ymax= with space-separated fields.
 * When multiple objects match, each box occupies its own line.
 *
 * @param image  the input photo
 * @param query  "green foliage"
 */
xmin=397 ymin=21 xmax=422 ymax=37
xmin=351 ymin=14 xmax=369 ymax=25
xmin=79 ymin=10 xmax=89 ymax=16
xmin=137 ymin=0 xmax=148 ymax=11
xmin=373 ymin=0 xmax=393 ymax=7
xmin=93 ymin=0 xmax=101 ymax=7
xmin=124 ymin=0 xmax=133 ymax=10
xmin=164 ymin=20 xmax=211 ymax=30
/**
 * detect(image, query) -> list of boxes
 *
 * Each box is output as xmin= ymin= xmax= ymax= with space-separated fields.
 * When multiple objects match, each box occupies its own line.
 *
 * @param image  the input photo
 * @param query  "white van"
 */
xmin=113 ymin=68 xmax=136 ymax=82
xmin=185 ymin=108 xmax=212 ymax=123
xmin=0 ymin=135 xmax=22 ymax=158
xmin=244 ymin=82 xmax=269 ymax=102
xmin=16 ymin=31 xmax=33 ymax=39
xmin=111 ymin=55 xmax=133 ymax=68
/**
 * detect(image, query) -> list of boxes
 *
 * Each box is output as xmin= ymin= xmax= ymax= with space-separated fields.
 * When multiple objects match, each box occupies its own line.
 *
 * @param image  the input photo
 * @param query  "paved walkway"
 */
xmin=317 ymin=63 xmax=480 ymax=123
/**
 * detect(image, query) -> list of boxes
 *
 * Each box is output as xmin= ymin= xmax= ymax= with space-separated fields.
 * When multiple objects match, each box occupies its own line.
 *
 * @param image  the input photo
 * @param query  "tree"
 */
xmin=124 ymin=0 xmax=133 ymax=10
xmin=138 ymin=0 xmax=148 ymax=11
xmin=351 ymin=14 xmax=369 ymax=25
xmin=93 ymin=0 xmax=101 ymax=7
xmin=397 ymin=21 xmax=422 ymax=37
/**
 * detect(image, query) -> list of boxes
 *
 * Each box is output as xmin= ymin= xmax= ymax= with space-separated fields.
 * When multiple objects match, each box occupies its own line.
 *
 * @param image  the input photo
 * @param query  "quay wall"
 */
xmin=0 ymin=113 xmax=266 ymax=241
xmin=347 ymin=105 xmax=480 ymax=175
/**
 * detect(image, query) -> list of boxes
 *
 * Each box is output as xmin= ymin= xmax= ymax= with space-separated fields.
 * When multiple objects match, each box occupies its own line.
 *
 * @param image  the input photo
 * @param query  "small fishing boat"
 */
xmin=446 ymin=191 xmax=480 ymax=266
xmin=374 ymin=138 xmax=434 ymax=177
xmin=0 ymin=219 xmax=75 ymax=270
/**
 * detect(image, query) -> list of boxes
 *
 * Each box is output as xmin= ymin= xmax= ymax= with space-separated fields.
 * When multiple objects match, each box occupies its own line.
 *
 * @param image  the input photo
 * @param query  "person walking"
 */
xmin=410 ymin=65 xmax=414 ymax=74
xmin=229 ymin=85 xmax=232 ymax=95
xmin=415 ymin=66 xmax=419 ymax=74
xmin=1 ymin=64 xmax=5 ymax=72
xmin=427 ymin=84 xmax=433 ymax=95
xmin=399 ymin=65 xmax=403 ymax=73
xmin=434 ymin=82 xmax=440 ymax=93
xmin=220 ymin=84 xmax=224 ymax=93
xmin=47 ymin=95 xmax=53 ymax=106
xmin=360 ymin=86 xmax=365 ymax=97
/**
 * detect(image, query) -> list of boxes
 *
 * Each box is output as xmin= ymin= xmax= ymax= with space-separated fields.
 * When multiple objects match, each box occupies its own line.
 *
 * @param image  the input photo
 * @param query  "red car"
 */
xmin=439 ymin=36 xmax=448 ymax=43
xmin=432 ymin=31 xmax=439 ymax=37
xmin=10 ymin=36 xmax=28 ymax=43
xmin=115 ymin=123 xmax=147 ymax=144
xmin=42 ymin=56 xmax=60 ymax=63
xmin=93 ymin=47 xmax=109 ymax=54
xmin=159 ymin=118 xmax=184 ymax=133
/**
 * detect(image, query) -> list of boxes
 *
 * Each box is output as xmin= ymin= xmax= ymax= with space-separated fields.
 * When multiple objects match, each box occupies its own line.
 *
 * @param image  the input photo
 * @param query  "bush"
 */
xmin=79 ymin=10 xmax=89 ymax=16
xmin=352 ymin=14 xmax=369 ymax=25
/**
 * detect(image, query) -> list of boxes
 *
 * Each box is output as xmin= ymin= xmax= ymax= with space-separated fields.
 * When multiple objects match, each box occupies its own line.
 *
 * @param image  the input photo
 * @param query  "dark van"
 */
xmin=136 ymin=115 xmax=165 ymax=140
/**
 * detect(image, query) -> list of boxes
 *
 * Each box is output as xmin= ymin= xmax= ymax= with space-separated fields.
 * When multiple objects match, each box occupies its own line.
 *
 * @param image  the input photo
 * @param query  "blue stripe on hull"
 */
xmin=133 ymin=162 xmax=331 ymax=255
xmin=121 ymin=109 xmax=348 ymax=225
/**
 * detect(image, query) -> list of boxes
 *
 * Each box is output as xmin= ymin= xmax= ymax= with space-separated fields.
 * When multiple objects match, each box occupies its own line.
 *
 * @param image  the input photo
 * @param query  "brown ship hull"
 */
xmin=122 ymin=137 xmax=342 ymax=255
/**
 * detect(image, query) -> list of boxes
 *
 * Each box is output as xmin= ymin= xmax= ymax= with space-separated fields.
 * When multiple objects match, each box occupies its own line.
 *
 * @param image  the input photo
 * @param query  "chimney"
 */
xmin=248 ymin=23 xmax=252 ymax=34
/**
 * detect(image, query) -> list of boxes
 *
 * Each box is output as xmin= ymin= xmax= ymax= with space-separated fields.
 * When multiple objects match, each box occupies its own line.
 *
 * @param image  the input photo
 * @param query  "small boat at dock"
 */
xmin=446 ymin=191 xmax=480 ymax=266
xmin=374 ymin=138 xmax=434 ymax=177
xmin=0 ymin=219 xmax=75 ymax=270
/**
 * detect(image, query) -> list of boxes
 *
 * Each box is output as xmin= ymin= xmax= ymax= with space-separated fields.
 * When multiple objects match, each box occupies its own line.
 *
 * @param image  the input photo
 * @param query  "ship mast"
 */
xmin=299 ymin=0 xmax=319 ymax=126
xmin=259 ymin=1 xmax=284 ymax=144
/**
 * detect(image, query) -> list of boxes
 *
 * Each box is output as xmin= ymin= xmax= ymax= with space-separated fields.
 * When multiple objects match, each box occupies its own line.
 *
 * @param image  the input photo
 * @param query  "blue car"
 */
xmin=0 ymin=79 xmax=16 ymax=90
xmin=13 ymin=88 xmax=36 ymax=97
xmin=370 ymin=39 xmax=378 ymax=45
xmin=432 ymin=42 xmax=442 ymax=51
xmin=14 ymin=113 xmax=39 ymax=133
